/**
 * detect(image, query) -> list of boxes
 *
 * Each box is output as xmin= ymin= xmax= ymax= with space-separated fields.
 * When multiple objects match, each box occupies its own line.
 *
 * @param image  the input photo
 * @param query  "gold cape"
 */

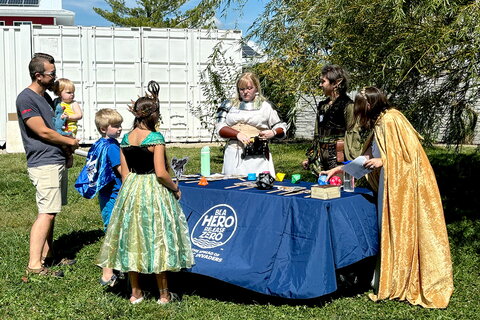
xmin=366 ymin=109 xmax=453 ymax=308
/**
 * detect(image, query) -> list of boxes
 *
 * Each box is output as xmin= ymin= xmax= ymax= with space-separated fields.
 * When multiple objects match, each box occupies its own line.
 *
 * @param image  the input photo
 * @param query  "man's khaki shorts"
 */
xmin=27 ymin=164 xmax=68 ymax=214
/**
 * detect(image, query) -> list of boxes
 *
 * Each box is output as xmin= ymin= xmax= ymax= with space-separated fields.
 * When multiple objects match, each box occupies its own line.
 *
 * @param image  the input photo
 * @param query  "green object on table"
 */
xmin=291 ymin=174 xmax=301 ymax=184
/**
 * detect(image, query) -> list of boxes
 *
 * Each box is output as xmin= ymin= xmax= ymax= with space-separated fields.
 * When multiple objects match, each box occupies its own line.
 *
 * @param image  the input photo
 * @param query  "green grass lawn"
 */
xmin=0 ymin=143 xmax=478 ymax=320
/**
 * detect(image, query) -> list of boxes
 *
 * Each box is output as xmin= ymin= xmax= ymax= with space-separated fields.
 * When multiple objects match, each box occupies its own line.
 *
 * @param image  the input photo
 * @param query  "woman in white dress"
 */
xmin=215 ymin=72 xmax=287 ymax=176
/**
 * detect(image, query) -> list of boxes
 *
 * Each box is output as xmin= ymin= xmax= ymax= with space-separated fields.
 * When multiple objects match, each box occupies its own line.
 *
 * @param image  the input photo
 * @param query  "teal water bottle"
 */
xmin=200 ymin=146 xmax=210 ymax=177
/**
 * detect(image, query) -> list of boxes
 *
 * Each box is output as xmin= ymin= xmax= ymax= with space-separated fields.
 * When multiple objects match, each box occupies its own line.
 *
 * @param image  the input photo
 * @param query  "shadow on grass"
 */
xmin=98 ymin=257 xmax=376 ymax=306
xmin=52 ymin=229 xmax=104 ymax=262
xmin=165 ymin=256 xmax=376 ymax=307
xmin=429 ymin=150 xmax=480 ymax=223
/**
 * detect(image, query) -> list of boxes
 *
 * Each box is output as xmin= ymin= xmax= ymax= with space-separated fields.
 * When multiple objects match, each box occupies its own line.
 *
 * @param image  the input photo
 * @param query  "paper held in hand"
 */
xmin=343 ymin=156 xmax=373 ymax=179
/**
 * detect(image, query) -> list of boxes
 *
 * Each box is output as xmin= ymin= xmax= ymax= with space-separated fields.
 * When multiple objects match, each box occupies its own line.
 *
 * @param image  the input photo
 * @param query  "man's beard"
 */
xmin=38 ymin=79 xmax=54 ymax=91
xmin=46 ymin=80 xmax=55 ymax=91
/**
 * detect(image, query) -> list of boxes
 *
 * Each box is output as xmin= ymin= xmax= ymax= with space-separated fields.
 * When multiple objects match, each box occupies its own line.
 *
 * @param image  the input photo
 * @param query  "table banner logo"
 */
xmin=191 ymin=204 xmax=238 ymax=249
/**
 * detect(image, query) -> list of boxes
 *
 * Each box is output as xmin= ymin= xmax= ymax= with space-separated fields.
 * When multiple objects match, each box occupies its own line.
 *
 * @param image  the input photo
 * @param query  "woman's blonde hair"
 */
xmin=52 ymin=78 xmax=75 ymax=97
xmin=232 ymin=72 xmax=266 ymax=107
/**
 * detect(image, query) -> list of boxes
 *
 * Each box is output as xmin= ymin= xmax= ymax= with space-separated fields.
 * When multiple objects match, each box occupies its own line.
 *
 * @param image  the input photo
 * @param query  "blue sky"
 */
xmin=62 ymin=0 xmax=265 ymax=37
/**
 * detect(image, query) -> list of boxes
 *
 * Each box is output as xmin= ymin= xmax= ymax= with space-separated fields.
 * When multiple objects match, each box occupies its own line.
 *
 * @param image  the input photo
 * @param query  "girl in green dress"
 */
xmin=97 ymin=81 xmax=194 ymax=305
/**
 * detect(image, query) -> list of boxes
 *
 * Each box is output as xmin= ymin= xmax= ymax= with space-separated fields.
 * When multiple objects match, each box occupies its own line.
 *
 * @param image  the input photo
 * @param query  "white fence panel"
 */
xmin=0 ymin=25 xmax=32 ymax=147
xmin=141 ymin=28 xmax=242 ymax=142
xmin=0 ymin=25 xmax=243 ymax=148
xmin=31 ymin=26 xmax=145 ymax=141
xmin=84 ymin=27 xmax=143 ymax=140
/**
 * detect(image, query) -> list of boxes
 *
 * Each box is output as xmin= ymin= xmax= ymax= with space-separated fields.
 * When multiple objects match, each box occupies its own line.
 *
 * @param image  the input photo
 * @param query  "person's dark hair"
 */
xmin=129 ymin=80 xmax=161 ymax=131
xmin=29 ymin=53 xmax=55 ymax=81
xmin=354 ymin=86 xmax=392 ymax=129
xmin=321 ymin=64 xmax=349 ymax=95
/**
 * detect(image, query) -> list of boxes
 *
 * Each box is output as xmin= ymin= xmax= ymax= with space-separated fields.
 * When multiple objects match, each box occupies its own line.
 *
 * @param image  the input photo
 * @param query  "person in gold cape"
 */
xmin=321 ymin=87 xmax=453 ymax=308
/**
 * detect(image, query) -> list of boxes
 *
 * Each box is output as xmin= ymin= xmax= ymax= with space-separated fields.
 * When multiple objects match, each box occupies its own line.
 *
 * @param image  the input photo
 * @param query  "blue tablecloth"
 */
xmin=179 ymin=179 xmax=378 ymax=299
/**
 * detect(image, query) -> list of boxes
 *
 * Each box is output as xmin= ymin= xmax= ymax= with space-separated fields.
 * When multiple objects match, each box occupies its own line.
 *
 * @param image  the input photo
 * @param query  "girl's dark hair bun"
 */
xmin=129 ymin=80 xmax=160 ymax=119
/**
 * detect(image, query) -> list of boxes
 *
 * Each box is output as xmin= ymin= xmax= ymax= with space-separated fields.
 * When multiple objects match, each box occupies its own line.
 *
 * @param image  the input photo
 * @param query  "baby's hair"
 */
xmin=52 ymin=78 xmax=75 ymax=97
xmin=95 ymin=108 xmax=123 ymax=134
xmin=129 ymin=80 xmax=161 ymax=131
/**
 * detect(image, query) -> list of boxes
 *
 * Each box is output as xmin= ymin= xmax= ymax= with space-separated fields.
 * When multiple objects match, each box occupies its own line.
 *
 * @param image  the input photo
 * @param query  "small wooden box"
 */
xmin=311 ymin=185 xmax=341 ymax=200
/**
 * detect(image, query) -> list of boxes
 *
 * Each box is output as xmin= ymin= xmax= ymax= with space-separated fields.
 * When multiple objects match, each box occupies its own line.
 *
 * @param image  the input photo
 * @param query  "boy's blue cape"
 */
xmin=75 ymin=138 xmax=118 ymax=199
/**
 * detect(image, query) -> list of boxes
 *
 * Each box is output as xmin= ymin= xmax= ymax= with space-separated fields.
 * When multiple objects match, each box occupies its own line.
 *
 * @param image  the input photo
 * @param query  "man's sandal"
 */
xmin=26 ymin=266 xmax=64 ymax=278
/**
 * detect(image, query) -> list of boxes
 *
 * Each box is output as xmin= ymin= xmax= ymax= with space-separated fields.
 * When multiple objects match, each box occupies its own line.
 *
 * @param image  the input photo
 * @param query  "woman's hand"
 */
xmin=236 ymin=132 xmax=251 ymax=146
xmin=320 ymin=165 xmax=344 ymax=181
xmin=364 ymin=158 xmax=383 ymax=170
xmin=259 ymin=129 xmax=275 ymax=139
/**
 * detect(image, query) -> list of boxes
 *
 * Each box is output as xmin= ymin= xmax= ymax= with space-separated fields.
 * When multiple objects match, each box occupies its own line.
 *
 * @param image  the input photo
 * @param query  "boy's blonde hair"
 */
xmin=95 ymin=108 xmax=123 ymax=134
xmin=52 ymin=78 xmax=75 ymax=97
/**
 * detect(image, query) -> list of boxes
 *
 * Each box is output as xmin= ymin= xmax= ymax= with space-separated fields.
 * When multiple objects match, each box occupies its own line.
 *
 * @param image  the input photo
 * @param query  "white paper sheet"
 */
xmin=343 ymin=156 xmax=372 ymax=179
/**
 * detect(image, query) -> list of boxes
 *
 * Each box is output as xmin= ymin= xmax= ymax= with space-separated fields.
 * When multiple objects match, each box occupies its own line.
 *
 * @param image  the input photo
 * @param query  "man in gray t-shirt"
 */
xmin=17 ymin=87 xmax=65 ymax=167
xmin=16 ymin=53 xmax=79 ymax=277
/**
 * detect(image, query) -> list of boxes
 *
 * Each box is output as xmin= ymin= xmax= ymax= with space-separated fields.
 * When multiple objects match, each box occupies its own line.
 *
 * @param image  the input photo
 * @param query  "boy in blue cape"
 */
xmin=75 ymin=108 xmax=123 ymax=286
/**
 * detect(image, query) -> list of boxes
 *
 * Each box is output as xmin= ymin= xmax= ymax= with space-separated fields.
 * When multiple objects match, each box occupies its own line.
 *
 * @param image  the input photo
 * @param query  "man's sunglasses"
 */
xmin=41 ymin=71 xmax=56 ymax=78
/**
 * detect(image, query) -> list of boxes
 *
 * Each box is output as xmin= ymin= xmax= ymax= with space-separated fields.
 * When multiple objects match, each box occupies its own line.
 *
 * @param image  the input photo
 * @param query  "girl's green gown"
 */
xmin=97 ymin=132 xmax=194 ymax=273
